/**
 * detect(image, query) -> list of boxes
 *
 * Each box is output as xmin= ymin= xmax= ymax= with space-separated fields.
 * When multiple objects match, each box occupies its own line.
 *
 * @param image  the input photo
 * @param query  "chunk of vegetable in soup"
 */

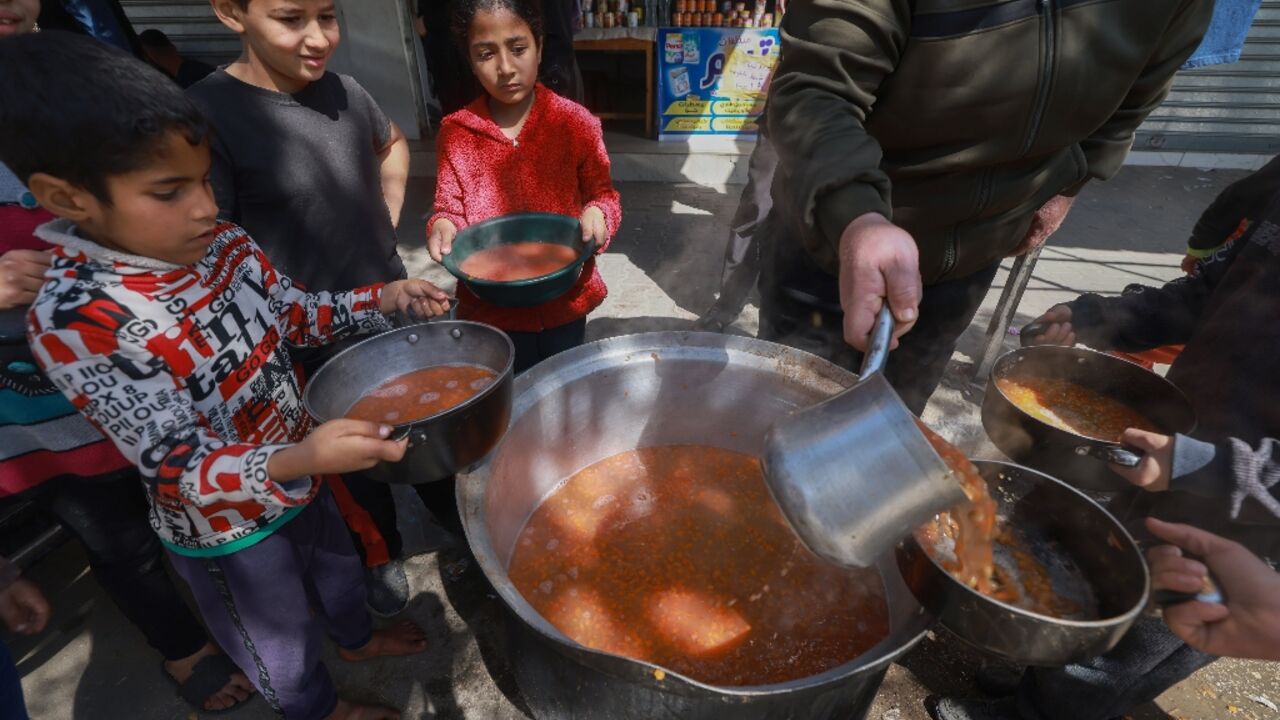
xmin=995 ymin=376 xmax=1158 ymax=442
xmin=345 ymin=365 xmax=496 ymax=424
xmin=508 ymin=446 xmax=890 ymax=686
xmin=459 ymin=242 xmax=579 ymax=282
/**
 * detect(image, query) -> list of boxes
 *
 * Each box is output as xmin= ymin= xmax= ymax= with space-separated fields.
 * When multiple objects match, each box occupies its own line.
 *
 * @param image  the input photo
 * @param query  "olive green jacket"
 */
xmin=767 ymin=0 xmax=1213 ymax=284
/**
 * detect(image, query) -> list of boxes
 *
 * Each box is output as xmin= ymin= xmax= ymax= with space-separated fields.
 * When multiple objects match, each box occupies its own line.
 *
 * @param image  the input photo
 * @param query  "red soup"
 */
xmin=508 ymin=446 xmax=890 ymax=686
xmin=345 ymin=365 xmax=496 ymax=425
xmin=459 ymin=242 xmax=579 ymax=282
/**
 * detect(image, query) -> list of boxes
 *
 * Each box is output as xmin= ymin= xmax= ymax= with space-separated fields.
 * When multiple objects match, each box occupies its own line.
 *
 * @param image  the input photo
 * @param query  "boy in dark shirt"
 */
xmin=192 ymin=0 xmax=429 ymax=615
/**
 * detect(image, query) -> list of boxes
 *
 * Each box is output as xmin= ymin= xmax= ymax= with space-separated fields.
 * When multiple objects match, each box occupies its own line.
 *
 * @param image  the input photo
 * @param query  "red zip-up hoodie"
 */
xmin=429 ymin=86 xmax=622 ymax=332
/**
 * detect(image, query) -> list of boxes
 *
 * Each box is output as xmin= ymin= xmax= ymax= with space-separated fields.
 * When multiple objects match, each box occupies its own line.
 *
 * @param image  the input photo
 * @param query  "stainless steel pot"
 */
xmin=458 ymin=332 xmax=933 ymax=720
xmin=981 ymin=346 xmax=1196 ymax=492
xmin=303 ymin=321 xmax=514 ymax=484
xmin=897 ymin=460 xmax=1149 ymax=666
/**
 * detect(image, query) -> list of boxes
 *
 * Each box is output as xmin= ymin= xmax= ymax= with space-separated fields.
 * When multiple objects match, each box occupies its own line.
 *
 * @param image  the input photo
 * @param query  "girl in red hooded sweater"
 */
xmin=427 ymin=0 xmax=621 ymax=372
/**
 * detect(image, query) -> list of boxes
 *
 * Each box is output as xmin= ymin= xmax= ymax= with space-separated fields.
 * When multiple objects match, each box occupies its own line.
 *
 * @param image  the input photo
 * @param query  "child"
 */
xmin=1 ymin=3 xmax=253 ymax=712
xmin=934 ymin=188 xmax=1280 ymax=720
xmin=190 ymin=0 xmax=433 ymax=616
xmin=1 ymin=34 xmax=449 ymax=720
xmin=428 ymin=0 xmax=621 ymax=374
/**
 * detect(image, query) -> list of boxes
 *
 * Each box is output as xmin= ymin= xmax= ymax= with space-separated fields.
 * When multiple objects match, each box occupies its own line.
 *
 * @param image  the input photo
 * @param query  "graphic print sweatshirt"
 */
xmin=26 ymin=220 xmax=390 ymax=554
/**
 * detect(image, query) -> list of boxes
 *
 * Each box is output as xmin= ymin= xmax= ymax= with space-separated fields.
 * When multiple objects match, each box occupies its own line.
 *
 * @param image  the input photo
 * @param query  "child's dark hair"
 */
xmin=0 ymin=32 xmax=208 ymax=204
xmin=452 ymin=0 xmax=544 ymax=48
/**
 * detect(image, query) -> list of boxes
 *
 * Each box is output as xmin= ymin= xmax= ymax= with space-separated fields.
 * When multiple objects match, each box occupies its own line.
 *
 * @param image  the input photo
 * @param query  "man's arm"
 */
xmin=765 ymin=0 xmax=909 ymax=269
xmin=765 ymin=0 xmax=919 ymax=349
xmin=378 ymin=120 xmax=411 ymax=229
xmin=1072 ymin=0 xmax=1212 ymax=189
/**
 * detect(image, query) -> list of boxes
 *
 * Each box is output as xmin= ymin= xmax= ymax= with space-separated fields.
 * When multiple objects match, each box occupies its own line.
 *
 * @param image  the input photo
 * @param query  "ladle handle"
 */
xmin=859 ymin=305 xmax=896 ymax=378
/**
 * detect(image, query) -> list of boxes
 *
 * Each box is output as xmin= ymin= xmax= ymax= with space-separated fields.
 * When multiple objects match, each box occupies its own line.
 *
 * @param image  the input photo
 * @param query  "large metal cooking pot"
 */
xmin=897 ymin=460 xmax=1149 ymax=667
xmin=459 ymin=332 xmax=933 ymax=720
xmin=303 ymin=321 xmax=514 ymax=484
xmin=982 ymin=346 xmax=1196 ymax=492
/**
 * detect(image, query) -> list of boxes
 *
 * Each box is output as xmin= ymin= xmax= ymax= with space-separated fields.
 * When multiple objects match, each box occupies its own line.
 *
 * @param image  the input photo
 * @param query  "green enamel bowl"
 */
xmin=442 ymin=212 xmax=596 ymax=308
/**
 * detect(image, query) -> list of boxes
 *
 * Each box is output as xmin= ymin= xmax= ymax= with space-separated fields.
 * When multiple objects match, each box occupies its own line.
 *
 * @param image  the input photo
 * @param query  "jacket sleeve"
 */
xmin=428 ymin=122 xmax=468 ymax=233
xmin=1187 ymin=156 xmax=1280 ymax=256
xmin=28 ymin=329 xmax=316 ymax=510
xmin=764 ymin=0 xmax=909 ymax=272
xmin=579 ymin=114 xmax=622 ymax=254
xmin=253 ymin=242 xmax=391 ymax=347
xmin=1171 ymin=435 xmax=1280 ymax=526
xmin=1065 ymin=233 xmax=1240 ymax=352
xmin=1073 ymin=0 xmax=1212 ymax=188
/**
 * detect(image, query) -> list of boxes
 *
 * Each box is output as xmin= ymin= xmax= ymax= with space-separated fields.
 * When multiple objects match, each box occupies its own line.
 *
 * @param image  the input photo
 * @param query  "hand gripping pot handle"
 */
xmin=1075 ymin=444 xmax=1143 ymax=468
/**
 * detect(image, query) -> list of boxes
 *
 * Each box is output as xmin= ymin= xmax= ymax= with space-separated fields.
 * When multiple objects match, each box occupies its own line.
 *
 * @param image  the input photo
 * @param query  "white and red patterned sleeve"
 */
xmin=27 ymin=327 xmax=316 ymax=510
xmin=253 ymin=243 xmax=391 ymax=348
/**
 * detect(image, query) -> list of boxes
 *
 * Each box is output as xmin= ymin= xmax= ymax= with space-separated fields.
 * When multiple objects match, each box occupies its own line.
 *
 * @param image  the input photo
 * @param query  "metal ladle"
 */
xmin=762 ymin=306 xmax=966 ymax=567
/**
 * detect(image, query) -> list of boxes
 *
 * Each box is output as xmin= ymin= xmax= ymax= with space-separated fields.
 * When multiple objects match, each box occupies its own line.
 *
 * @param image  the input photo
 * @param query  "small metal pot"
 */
xmin=303 ymin=321 xmax=514 ymax=484
xmin=981 ymin=346 xmax=1196 ymax=492
xmin=897 ymin=460 xmax=1149 ymax=667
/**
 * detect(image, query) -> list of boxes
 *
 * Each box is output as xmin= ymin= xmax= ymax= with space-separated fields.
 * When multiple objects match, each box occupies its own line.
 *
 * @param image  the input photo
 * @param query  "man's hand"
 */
xmin=0 ymin=578 xmax=51 ymax=635
xmin=381 ymin=279 xmax=451 ymax=320
xmin=1008 ymin=195 xmax=1075 ymax=257
xmin=269 ymin=420 xmax=409 ymax=482
xmin=837 ymin=213 xmax=921 ymax=352
xmin=581 ymin=206 xmax=607 ymax=250
xmin=1021 ymin=304 xmax=1075 ymax=346
xmin=1108 ymin=428 xmax=1174 ymax=491
xmin=1146 ymin=518 xmax=1280 ymax=661
xmin=0 ymin=249 xmax=53 ymax=310
xmin=427 ymin=218 xmax=458 ymax=263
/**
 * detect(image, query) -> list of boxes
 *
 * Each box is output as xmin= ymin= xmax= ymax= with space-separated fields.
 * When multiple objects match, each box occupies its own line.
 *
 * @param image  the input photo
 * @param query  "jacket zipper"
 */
xmin=943 ymin=167 xmax=994 ymax=278
xmin=1020 ymin=0 xmax=1056 ymax=156
xmin=940 ymin=227 xmax=959 ymax=277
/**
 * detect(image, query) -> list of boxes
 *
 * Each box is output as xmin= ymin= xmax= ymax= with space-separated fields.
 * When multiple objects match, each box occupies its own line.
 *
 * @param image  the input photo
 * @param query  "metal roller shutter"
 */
xmin=1136 ymin=0 xmax=1280 ymax=155
xmin=118 ymin=0 xmax=239 ymax=66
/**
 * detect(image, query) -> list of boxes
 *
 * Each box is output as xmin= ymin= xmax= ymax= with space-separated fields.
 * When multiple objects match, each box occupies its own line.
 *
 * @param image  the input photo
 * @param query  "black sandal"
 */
xmin=168 ymin=654 xmax=253 ymax=714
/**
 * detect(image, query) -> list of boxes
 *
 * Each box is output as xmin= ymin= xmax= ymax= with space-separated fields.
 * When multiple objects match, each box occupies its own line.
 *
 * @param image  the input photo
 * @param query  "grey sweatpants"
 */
xmin=169 ymin=488 xmax=372 ymax=719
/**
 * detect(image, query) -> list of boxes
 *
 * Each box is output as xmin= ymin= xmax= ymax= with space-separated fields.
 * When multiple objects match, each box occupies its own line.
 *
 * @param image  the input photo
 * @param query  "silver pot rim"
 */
xmin=302 ymin=320 xmax=515 ymax=428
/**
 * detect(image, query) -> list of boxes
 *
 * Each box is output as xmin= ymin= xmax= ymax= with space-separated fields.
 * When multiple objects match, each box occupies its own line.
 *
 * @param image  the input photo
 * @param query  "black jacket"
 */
xmin=1067 ymin=192 xmax=1280 ymax=563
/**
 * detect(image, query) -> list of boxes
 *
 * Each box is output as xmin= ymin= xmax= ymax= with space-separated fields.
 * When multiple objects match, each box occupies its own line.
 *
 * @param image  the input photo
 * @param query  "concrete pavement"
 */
xmin=12 ymin=166 xmax=1280 ymax=720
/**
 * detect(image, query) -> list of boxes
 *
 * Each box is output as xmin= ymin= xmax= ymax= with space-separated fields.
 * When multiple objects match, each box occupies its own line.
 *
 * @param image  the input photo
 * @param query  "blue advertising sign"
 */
xmin=657 ymin=27 xmax=780 ymax=139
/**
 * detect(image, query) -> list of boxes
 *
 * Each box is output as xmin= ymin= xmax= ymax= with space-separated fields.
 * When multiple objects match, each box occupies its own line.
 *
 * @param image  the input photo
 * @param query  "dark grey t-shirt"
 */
xmin=188 ymin=69 xmax=407 ymax=293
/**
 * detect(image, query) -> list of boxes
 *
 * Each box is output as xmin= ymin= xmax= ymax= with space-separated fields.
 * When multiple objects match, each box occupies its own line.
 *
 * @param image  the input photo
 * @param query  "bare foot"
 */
xmin=326 ymin=699 xmax=400 ymax=720
xmin=165 ymin=642 xmax=255 ymax=711
xmin=338 ymin=620 xmax=428 ymax=662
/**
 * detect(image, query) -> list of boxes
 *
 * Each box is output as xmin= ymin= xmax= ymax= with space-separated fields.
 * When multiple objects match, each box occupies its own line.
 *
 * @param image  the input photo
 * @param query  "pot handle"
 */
xmin=393 ymin=296 xmax=459 ymax=328
xmin=389 ymin=426 xmax=430 ymax=448
xmin=1151 ymin=570 xmax=1224 ymax=609
xmin=1019 ymin=320 xmax=1050 ymax=347
xmin=1074 ymin=443 xmax=1143 ymax=468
